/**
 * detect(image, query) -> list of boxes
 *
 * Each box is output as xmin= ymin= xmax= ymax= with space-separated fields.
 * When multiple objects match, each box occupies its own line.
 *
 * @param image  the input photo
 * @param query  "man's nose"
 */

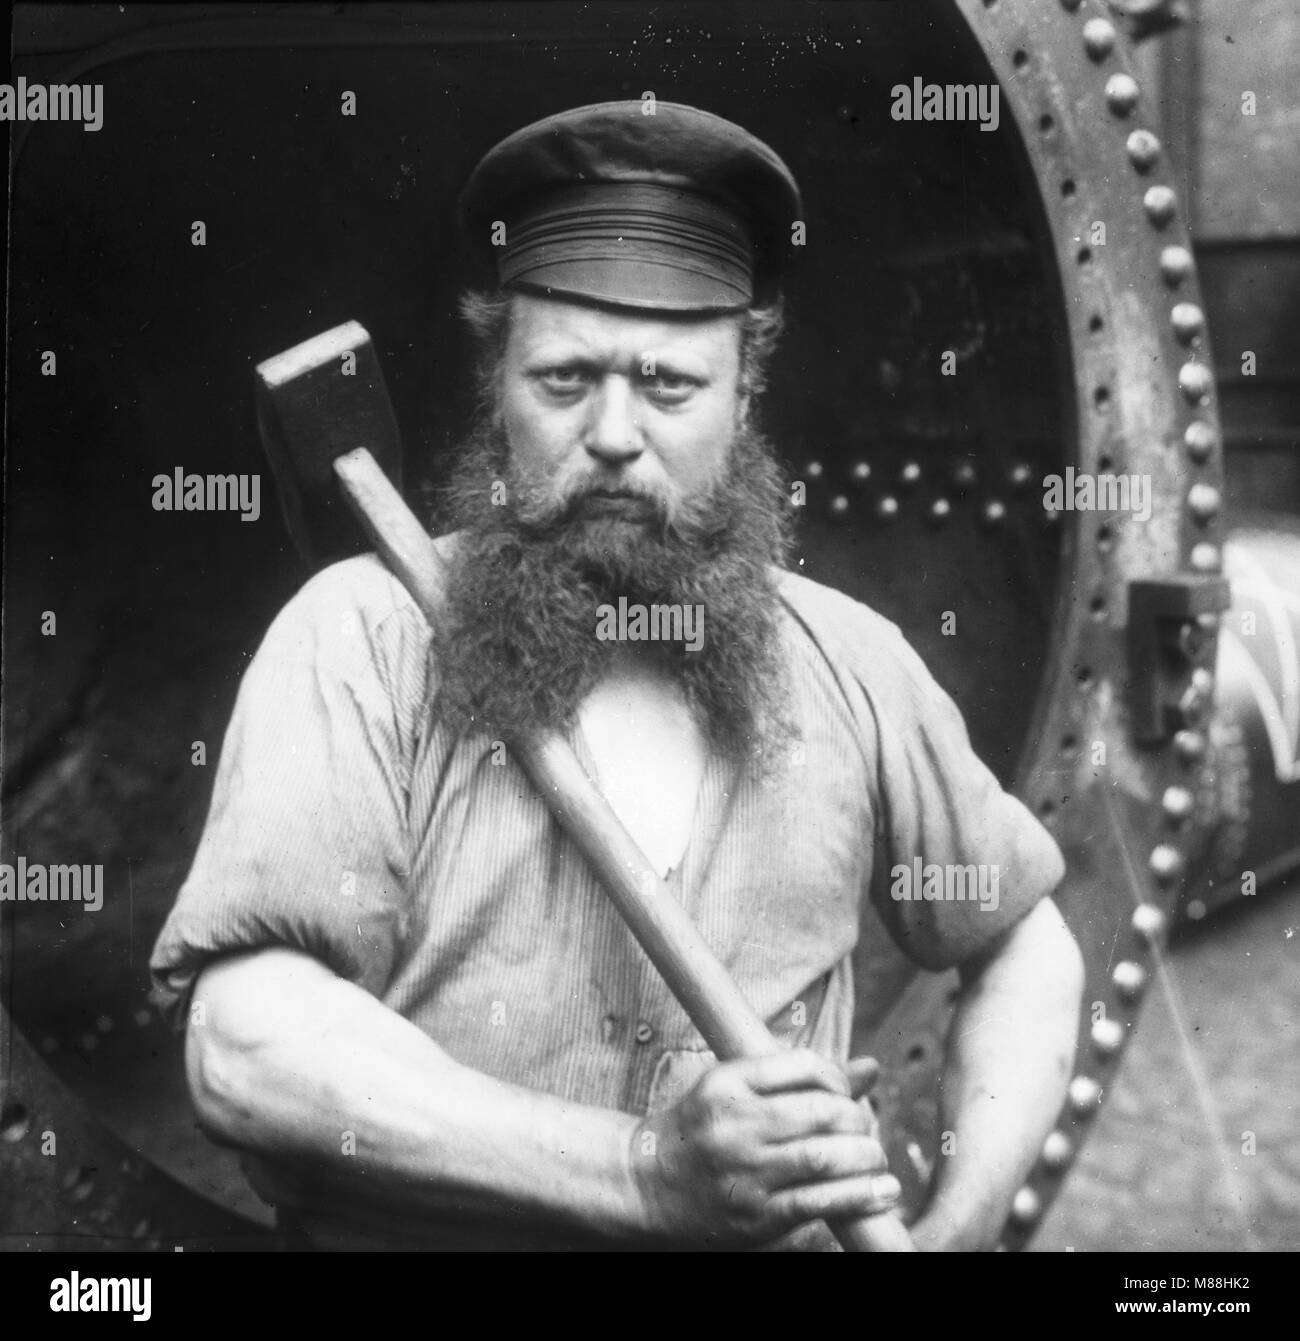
xmin=583 ymin=376 xmax=643 ymax=465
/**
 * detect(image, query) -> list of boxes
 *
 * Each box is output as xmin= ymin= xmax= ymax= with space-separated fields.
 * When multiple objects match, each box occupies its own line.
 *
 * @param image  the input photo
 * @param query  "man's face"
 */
xmin=436 ymin=288 xmax=791 ymax=760
xmin=499 ymin=293 xmax=744 ymax=530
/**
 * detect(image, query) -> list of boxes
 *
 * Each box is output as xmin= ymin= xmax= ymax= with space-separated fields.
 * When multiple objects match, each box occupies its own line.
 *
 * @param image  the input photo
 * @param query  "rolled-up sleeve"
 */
xmin=861 ymin=626 xmax=1065 ymax=971
xmin=149 ymin=557 xmax=424 ymax=1025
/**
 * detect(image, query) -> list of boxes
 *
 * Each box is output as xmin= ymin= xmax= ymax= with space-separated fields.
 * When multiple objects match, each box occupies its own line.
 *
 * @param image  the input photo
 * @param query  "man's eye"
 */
xmin=643 ymin=373 xmax=696 ymax=402
xmin=538 ymin=368 xmax=588 ymax=394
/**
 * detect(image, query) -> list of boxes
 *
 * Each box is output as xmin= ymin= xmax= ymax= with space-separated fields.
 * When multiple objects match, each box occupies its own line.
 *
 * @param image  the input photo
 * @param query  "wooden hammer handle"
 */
xmin=332 ymin=448 xmax=915 ymax=1253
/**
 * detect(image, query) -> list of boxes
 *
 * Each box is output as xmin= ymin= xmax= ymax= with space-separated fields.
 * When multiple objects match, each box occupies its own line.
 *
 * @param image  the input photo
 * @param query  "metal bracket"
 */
xmin=1128 ymin=576 xmax=1232 ymax=744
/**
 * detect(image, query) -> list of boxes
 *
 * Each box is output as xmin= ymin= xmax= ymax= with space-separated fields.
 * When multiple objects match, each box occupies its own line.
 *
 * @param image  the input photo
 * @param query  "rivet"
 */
xmin=1060 ymin=0 xmax=1082 ymax=11
xmin=133 ymin=1008 xmax=152 ymax=1028
xmin=1150 ymin=844 xmax=1184 ymax=884
xmin=79 ymin=1032 xmax=99 ymax=1052
xmin=1010 ymin=1185 xmax=1042 ymax=1224
xmin=1105 ymin=73 xmax=1140 ymax=116
xmin=96 ymin=1014 xmax=114 ymax=1034
xmin=1186 ymin=899 xmax=1208 ymax=921
xmin=1179 ymin=616 xmax=1214 ymax=659
xmin=879 ymin=360 xmax=902 ymax=392
xmin=927 ymin=498 xmax=952 ymax=526
xmin=1131 ymin=902 xmax=1168 ymax=943
xmin=876 ymin=495 xmax=900 ymax=521
xmin=952 ymin=460 xmax=978 ymax=492
xmin=1178 ymin=362 xmax=1213 ymax=405
xmin=1162 ymin=785 xmax=1195 ymax=822
xmin=980 ymin=499 xmax=1007 ymax=529
xmin=62 ymin=1166 xmax=96 ymax=1204
xmin=899 ymin=461 xmax=922 ymax=490
xmin=1082 ymin=17 xmax=1116 ymax=60
xmin=1187 ymin=482 xmax=1220 ymax=523
xmin=1173 ymin=729 xmax=1205 ymax=764
xmin=1171 ymin=303 xmax=1205 ymax=344
xmin=1190 ymin=541 xmax=1221 ymax=573
xmin=849 ymin=461 xmax=872 ymax=488
xmin=804 ymin=461 xmax=825 ymax=482
xmin=1184 ymin=421 xmax=1216 ymax=462
xmin=1126 ymin=129 xmax=1161 ymax=171
xmin=1143 ymin=185 xmax=1178 ymax=228
xmin=1 ymin=1103 xmax=32 ymax=1143
xmin=1091 ymin=1016 xmax=1125 ymax=1055
xmin=1041 ymin=1131 xmax=1074 ymax=1170
xmin=1160 ymin=245 xmax=1193 ymax=286
xmin=828 ymin=494 xmax=851 ymax=521
xmin=1068 ymin=1075 xmax=1102 ymax=1115
xmin=1008 ymin=462 xmax=1034 ymax=493
xmin=1112 ymin=961 xmax=1149 ymax=1000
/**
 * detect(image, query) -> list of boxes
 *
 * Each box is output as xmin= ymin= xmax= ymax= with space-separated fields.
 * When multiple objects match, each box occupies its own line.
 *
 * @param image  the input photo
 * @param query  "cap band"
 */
xmin=498 ymin=181 xmax=755 ymax=312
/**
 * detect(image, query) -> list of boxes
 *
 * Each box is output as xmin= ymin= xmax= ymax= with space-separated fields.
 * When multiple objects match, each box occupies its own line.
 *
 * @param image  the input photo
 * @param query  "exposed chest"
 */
xmin=574 ymin=661 xmax=708 ymax=878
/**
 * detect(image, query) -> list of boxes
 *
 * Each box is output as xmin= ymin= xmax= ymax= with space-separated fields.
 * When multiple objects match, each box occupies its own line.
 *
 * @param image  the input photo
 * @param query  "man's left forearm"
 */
xmin=908 ymin=897 xmax=1083 ymax=1252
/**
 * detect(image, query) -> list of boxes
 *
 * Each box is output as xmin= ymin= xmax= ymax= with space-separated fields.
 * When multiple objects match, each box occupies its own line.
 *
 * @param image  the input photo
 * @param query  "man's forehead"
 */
xmin=506 ymin=293 xmax=743 ymax=361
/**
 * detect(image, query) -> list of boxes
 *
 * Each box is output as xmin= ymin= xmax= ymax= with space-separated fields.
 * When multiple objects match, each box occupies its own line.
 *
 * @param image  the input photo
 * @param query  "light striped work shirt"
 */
xmin=150 ymin=546 xmax=1063 ymax=1246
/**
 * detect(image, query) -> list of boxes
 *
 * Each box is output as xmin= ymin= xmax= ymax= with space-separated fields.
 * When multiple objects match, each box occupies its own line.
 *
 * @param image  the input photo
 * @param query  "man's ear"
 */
xmin=735 ymin=387 xmax=754 ymax=434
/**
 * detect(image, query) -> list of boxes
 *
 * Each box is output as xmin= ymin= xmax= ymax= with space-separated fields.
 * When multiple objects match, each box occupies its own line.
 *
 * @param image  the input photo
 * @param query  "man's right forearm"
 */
xmin=186 ymin=946 xmax=646 ymax=1239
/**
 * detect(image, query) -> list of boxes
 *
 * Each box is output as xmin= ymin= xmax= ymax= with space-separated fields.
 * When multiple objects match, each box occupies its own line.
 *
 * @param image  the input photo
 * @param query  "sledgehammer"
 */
xmin=254 ymin=320 xmax=915 ymax=1253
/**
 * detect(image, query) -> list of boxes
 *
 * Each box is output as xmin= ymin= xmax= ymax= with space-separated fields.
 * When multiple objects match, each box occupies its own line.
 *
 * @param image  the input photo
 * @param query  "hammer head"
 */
xmin=255 ymin=320 xmax=403 ymax=569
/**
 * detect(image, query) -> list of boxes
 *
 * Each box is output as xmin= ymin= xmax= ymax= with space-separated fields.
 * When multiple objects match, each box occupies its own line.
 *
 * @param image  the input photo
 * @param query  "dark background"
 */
xmin=2 ymin=1 xmax=1295 ymax=1248
xmin=2 ymin=0 xmax=1070 ymax=1226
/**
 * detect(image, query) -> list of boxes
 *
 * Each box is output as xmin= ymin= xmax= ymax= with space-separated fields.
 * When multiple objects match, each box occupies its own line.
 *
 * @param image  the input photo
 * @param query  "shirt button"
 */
xmin=634 ymin=1021 xmax=655 ymax=1045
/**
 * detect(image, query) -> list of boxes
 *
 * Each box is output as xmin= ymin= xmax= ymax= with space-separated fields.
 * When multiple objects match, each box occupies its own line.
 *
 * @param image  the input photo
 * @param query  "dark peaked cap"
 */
xmin=459 ymin=101 xmax=803 ymax=313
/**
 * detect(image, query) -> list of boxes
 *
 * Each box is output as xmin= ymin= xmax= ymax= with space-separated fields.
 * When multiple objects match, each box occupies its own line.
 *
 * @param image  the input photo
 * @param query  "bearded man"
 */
xmin=150 ymin=101 xmax=1083 ymax=1252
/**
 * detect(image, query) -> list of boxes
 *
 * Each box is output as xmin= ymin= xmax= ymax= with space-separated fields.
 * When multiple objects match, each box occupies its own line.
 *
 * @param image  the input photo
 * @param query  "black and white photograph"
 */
xmin=1 ymin=0 xmax=1297 ymax=1290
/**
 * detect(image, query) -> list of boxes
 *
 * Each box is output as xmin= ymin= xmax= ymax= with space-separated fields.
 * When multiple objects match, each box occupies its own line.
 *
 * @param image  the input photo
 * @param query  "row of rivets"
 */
xmin=803 ymin=461 xmax=1043 ymax=495
xmin=1016 ymin=4 xmax=1219 ymax=1240
xmin=1099 ymin=24 xmax=1217 ymax=503
xmin=827 ymin=495 xmax=1014 ymax=526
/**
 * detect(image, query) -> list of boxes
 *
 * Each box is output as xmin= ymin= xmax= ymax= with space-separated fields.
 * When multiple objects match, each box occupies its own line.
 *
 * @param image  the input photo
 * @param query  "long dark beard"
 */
xmin=430 ymin=409 xmax=795 ymax=767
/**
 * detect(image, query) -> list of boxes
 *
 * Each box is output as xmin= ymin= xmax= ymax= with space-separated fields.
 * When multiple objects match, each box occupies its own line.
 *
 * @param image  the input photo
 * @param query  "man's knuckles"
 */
xmin=760 ymin=1089 xmax=870 ymax=1138
xmin=769 ymin=1134 xmax=886 ymax=1185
